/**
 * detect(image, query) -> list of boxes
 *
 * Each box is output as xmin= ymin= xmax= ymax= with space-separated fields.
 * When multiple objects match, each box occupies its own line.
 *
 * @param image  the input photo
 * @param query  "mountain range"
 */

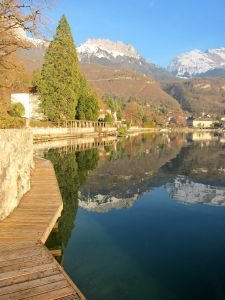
xmin=168 ymin=48 xmax=225 ymax=79
xmin=77 ymin=40 xmax=225 ymax=80
xmin=20 ymin=34 xmax=225 ymax=80
xmin=77 ymin=39 xmax=173 ymax=81
xmin=16 ymin=33 xmax=225 ymax=116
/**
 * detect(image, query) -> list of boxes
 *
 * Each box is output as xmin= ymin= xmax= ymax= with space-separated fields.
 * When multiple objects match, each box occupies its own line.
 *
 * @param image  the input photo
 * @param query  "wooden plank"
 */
xmin=0 ymin=268 xmax=59 ymax=288
xmin=50 ymin=249 xmax=62 ymax=257
xmin=21 ymin=286 xmax=75 ymax=300
xmin=0 ymin=245 xmax=42 ymax=260
xmin=0 ymin=279 xmax=70 ymax=300
xmin=0 ymin=224 xmax=48 ymax=230
xmin=0 ymin=263 xmax=56 ymax=281
xmin=41 ymin=203 xmax=63 ymax=243
xmin=0 ymin=256 xmax=53 ymax=274
xmin=0 ymin=241 xmax=37 ymax=253
xmin=0 ymin=273 xmax=65 ymax=296
xmin=0 ymin=251 xmax=47 ymax=269
xmin=0 ymin=248 xmax=43 ymax=264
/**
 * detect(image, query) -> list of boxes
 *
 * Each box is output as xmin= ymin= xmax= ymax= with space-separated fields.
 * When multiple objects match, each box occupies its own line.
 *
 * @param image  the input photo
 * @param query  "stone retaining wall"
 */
xmin=31 ymin=126 xmax=117 ymax=140
xmin=0 ymin=129 xmax=33 ymax=220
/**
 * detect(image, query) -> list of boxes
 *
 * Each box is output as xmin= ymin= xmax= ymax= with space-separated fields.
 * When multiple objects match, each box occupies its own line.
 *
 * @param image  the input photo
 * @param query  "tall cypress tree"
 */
xmin=37 ymin=15 xmax=80 ymax=121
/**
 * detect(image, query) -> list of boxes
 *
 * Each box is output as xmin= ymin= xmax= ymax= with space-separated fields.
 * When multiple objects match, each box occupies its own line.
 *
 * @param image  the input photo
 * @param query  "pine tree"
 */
xmin=76 ymin=74 xmax=100 ymax=121
xmin=37 ymin=15 xmax=80 ymax=121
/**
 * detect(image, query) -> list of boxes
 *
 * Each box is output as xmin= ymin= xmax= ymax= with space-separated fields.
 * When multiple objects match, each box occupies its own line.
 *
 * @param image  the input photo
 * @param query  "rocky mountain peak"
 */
xmin=77 ymin=38 xmax=140 ymax=59
xmin=14 ymin=27 xmax=49 ymax=48
xmin=168 ymin=48 xmax=225 ymax=78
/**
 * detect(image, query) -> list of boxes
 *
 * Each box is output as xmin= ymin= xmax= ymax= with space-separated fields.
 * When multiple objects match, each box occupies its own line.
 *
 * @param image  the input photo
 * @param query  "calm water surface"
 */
xmin=43 ymin=132 xmax=225 ymax=300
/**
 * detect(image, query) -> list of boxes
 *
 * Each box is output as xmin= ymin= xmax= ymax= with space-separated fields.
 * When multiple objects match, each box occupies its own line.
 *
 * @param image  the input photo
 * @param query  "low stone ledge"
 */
xmin=0 ymin=129 xmax=33 ymax=220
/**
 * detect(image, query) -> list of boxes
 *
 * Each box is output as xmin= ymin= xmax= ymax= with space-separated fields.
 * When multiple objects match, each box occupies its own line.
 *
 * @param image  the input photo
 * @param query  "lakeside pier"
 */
xmin=0 ymin=158 xmax=85 ymax=300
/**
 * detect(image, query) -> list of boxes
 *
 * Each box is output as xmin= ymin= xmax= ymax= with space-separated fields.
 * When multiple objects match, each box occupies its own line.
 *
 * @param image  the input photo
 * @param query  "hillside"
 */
xmin=80 ymin=64 xmax=181 ymax=113
xmin=162 ymin=78 xmax=225 ymax=115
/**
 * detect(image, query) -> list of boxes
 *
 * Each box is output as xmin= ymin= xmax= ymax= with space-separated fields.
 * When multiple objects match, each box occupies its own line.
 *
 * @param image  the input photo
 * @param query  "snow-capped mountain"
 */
xmin=168 ymin=48 xmax=225 ymax=78
xmin=166 ymin=176 xmax=225 ymax=206
xmin=78 ymin=192 xmax=139 ymax=213
xmin=77 ymin=39 xmax=173 ymax=80
xmin=14 ymin=26 xmax=49 ymax=48
xmin=77 ymin=39 xmax=140 ymax=60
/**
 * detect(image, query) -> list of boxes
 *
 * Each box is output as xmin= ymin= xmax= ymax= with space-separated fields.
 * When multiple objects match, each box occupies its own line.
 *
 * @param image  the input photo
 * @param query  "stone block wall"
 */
xmin=0 ymin=129 xmax=33 ymax=220
xmin=31 ymin=127 xmax=95 ymax=137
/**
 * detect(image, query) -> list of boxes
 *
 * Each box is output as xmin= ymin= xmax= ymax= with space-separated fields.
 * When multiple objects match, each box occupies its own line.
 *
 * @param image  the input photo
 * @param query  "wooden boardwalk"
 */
xmin=0 ymin=158 xmax=85 ymax=300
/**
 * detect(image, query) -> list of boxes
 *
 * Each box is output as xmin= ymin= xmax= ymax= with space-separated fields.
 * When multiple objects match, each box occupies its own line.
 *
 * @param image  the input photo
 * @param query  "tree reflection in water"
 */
xmin=45 ymin=148 xmax=99 ymax=262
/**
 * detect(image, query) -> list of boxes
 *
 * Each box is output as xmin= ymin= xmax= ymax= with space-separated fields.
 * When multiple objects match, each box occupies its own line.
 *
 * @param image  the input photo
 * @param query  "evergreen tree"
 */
xmin=37 ymin=15 xmax=80 ymax=121
xmin=76 ymin=74 xmax=100 ymax=121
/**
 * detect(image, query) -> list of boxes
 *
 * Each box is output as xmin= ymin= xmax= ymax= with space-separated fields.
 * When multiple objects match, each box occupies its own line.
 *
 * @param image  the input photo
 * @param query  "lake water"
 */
xmin=42 ymin=132 xmax=225 ymax=300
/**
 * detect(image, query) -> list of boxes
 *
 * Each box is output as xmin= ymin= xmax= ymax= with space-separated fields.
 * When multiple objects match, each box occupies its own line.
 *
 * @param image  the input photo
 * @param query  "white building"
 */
xmin=11 ymin=93 xmax=44 ymax=120
xmin=187 ymin=118 xmax=215 ymax=128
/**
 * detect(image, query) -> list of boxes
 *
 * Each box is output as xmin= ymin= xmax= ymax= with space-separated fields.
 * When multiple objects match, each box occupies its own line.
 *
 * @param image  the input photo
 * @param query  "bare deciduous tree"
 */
xmin=0 ymin=0 xmax=52 ymax=69
xmin=0 ymin=0 xmax=53 ymax=109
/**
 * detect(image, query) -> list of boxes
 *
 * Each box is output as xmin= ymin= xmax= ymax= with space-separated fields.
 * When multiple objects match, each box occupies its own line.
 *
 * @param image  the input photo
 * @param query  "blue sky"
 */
xmin=46 ymin=0 xmax=225 ymax=67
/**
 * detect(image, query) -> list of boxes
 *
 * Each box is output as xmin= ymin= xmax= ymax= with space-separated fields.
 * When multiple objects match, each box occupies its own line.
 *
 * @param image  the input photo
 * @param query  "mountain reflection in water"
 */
xmin=40 ymin=132 xmax=225 ymax=300
xmin=166 ymin=176 xmax=225 ymax=206
xmin=77 ymin=133 xmax=225 ymax=211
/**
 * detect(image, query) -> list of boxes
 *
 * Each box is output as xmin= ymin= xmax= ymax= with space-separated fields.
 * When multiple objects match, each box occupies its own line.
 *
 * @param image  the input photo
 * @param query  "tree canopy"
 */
xmin=76 ymin=75 xmax=100 ymax=121
xmin=102 ymin=94 xmax=122 ymax=120
xmin=37 ymin=15 xmax=80 ymax=121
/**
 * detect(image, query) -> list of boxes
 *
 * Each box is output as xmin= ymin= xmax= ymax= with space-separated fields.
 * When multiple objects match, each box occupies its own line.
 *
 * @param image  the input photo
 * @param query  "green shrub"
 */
xmin=123 ymin=120 xmax=132 ymax=128
xmin=8 ymin=103 xmax=25 ymax=118
xmin=0 ymin=117 xmax=25 ymax=129
xmin=117 ymin=127 xmax=127 ymax=136
xmin=104 ymin=114 xmax=114 ymax=123
xmin=104 ymin=145 xmax=112 ymax=152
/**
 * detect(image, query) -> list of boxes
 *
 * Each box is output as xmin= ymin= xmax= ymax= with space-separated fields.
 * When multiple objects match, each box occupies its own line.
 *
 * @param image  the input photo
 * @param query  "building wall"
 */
xmin=0 ymin=129 xmax=33 ymax=220
xmin=11 ymin=93 xmax=44 ymax=120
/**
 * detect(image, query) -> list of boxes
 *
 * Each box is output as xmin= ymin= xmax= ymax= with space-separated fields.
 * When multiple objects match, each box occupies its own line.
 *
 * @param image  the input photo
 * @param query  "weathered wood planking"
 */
xmin=0 ymin=158 xmax=85 ymax=300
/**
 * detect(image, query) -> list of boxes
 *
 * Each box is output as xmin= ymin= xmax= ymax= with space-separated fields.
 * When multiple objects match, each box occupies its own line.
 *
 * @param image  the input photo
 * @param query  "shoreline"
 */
xmin=32 ymin=126 xmax=224 ymax=142
xmin=32 ymin=126 xmax=158 ymax=142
